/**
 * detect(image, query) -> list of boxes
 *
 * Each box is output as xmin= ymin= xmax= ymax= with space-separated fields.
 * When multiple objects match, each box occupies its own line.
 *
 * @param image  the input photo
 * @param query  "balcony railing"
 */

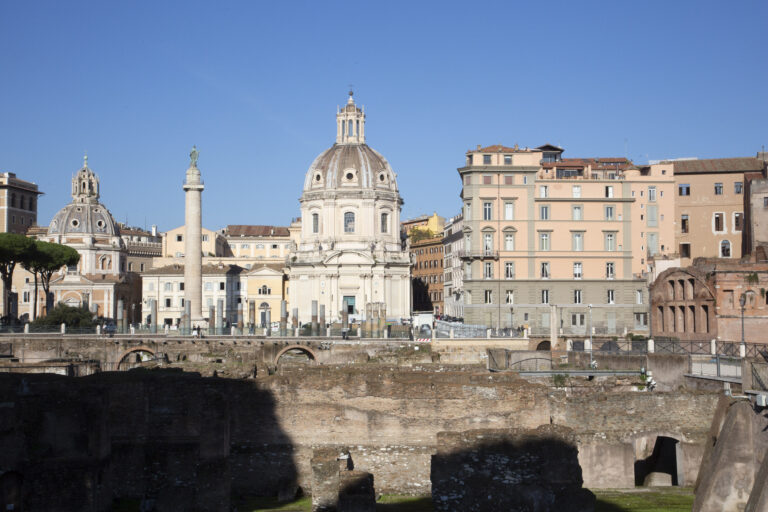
xmin=457 ymin=249 xmax=499 ymax=259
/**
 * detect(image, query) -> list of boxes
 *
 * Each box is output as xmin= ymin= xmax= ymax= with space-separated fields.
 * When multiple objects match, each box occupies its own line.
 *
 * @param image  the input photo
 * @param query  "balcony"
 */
xmin=457 ymin=249 xmax=499 ymax=260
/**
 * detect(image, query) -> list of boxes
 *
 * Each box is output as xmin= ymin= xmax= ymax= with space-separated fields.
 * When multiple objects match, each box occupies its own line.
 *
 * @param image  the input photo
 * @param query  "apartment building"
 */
xmin=459 ymin=144 xmax=659 ymax=335
xmin=443 ymin=213 xmax=464 ymax=319
xmin=410 ymin=234 xmax=444 ymax=314
xmin=0 ymin=172 xmax=41 ymax=234
xmin=671 ymin=156 xmax=766 ymax=264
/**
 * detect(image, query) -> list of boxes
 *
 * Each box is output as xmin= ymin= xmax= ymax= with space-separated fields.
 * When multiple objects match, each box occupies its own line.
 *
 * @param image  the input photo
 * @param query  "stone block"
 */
xmin=311 ymin=447 xmax=343 ymax=512
xmin=431 ymin=425 xmax=595 ymax=512
xmin=644 ymin=472 xmax=673 ymax=487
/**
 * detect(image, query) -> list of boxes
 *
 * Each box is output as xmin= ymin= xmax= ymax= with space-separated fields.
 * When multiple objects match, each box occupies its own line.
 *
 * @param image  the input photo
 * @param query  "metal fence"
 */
xmin=689 ymin=355 xmax=742 ymax=379
xmin=594 ymin=339 xmax=648 ymax=354
xmin=750 ymin=362 xmax=768 ymax=391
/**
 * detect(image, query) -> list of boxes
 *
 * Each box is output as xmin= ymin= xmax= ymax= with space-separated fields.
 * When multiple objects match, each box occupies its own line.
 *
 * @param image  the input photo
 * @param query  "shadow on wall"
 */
xmin=634 ymin=435 xmax=683 ymax=487
xmin=430 ymin=426 xmax=596 ymax=512
xmin=0 ymin=370 xmax=298 ymax=512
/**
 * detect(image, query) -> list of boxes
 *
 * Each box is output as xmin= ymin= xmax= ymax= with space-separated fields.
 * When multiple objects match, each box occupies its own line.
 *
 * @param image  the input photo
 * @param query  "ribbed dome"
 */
xmin=303 ymin=143 xmax=398 ymax=193
xmin=48 ymin=202 xmax=120 ymax=237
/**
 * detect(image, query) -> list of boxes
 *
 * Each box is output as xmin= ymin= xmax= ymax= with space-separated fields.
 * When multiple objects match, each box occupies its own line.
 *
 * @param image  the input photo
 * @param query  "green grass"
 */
xmin=593 ymin=487 xmax=694 ymax=512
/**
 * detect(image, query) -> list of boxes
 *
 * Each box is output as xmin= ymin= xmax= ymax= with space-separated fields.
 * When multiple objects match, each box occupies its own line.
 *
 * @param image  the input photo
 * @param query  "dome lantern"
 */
xmin=336 ymin=91 xmax=365 ymax=145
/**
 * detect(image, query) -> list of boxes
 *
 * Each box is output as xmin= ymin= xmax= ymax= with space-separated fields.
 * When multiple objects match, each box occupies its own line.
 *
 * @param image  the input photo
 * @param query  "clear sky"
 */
xmin=1 ymin=0 xmax=766 ymax=232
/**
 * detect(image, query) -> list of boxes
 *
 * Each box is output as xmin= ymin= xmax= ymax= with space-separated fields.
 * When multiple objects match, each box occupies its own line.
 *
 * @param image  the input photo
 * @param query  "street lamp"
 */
xmin=739 ymin=293 xmax=746 ymax=345
xmin=588 ymin=304 xmax=594 ymax=367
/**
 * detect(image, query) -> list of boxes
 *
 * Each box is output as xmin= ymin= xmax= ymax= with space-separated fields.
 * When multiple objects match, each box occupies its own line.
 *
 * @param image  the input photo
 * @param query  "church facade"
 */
xmin=287 ymin=93 xmax=411 ymax=323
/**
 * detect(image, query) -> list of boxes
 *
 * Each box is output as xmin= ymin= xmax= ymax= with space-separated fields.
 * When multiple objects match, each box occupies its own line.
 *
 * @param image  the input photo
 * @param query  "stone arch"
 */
xmin=117 ymin=346 xmax=156 ymax=369
xmin=536 ymin=340 xmax=551 ymax=351
xmin=632 ymin=433 xmax=685 ymax=487
xmin=274 ymin=344 xmax=318 ymax=366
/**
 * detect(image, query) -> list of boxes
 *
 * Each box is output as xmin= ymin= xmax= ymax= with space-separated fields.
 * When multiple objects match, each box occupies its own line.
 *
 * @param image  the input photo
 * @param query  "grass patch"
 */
xmin=232 ymin=495 xmax=433 ymax=511
xmin=593 ymin=487 xmax=694 ymax=512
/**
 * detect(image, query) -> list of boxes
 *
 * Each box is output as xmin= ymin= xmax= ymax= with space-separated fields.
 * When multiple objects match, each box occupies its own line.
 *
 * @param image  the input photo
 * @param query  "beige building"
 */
xmin=671 ymin=157 xmax=766 ymax=264
xmin=0 ymin=171 xmax=41 ymax=234
xmin=286 ymin=92 xmax=411 ymax=323
xmin=443 ymin=213 xmax=464 ymax=319
xmin=161 ymin=225 xmax=227 ymax=260
xmin=459 ymin=144 xmax=663 ymax=335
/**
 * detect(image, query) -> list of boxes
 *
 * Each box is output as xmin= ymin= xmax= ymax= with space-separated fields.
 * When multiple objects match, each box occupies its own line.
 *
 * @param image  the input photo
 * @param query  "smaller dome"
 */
xmin=48 ymin=202 xmax=120 ymax=237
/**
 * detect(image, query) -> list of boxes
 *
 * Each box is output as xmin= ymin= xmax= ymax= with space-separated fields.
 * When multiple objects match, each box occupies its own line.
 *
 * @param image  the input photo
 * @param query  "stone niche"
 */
xmin=431 ymin=425 xmax=595 ymax=512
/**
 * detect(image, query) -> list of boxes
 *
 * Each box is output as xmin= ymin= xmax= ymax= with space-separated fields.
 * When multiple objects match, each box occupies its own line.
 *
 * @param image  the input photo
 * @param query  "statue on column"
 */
xmin=189 ymin=145 xmax=199 ymax=168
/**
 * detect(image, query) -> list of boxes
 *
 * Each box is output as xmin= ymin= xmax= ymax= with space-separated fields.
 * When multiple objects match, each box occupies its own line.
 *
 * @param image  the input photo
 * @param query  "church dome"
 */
xmin=47 ymin=156 xmax=120 ymax=237
xmin=302 ymin=92 xmax=398 ymax=194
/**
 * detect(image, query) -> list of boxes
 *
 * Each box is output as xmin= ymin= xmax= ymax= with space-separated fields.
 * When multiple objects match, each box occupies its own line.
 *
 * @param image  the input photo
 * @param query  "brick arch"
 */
xmin=117 ymin=346 xmax=156 ymax=369
xmin=274 ymin=345 xmax=318 ymax=365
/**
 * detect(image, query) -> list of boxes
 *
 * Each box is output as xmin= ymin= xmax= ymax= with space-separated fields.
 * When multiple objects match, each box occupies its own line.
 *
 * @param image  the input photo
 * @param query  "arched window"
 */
xmin=380 ymin=212 xmax=388 ymax=233
xmin=344 ymin=212 xmax=355 ymax=233
xmin=720 ymin=240 xmax=731 ymax=258
xmin=312 ymin=213 xmax=319 ymax=234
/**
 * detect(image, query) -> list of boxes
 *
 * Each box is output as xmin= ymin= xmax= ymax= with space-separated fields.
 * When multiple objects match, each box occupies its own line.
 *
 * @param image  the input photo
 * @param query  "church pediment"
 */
xmin=322 ymin=250 xmax=375 ymax=266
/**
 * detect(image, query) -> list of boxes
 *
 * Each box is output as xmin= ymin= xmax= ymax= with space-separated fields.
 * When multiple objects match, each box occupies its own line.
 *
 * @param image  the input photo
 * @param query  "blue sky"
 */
xmin=1 ymin=0 xmax=766 ymax=232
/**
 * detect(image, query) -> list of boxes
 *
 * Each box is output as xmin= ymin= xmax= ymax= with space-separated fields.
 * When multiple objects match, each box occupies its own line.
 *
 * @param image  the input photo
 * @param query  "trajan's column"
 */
xmin=183 ymin=146 xmax=205 ymax=325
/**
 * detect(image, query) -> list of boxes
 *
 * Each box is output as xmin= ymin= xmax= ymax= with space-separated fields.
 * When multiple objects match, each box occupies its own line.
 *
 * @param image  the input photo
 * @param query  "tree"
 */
xmin=22 ymin=241 xmax=80 ymax=320
xmin=30 ymin=303 xmax=94 ymax=328
xmin=0 ymin=233 xmax=35 ymax=317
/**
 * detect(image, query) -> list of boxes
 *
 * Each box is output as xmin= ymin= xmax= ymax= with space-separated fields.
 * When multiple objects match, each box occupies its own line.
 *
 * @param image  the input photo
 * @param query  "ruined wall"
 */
xmin=0 ymin=364 xmax=720 ymax=510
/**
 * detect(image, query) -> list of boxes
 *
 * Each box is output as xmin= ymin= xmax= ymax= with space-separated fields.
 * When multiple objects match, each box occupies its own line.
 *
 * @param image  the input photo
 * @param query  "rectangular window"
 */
xmin=647 ymin=205 xmax=658 ymax=227
xmin=504 ymin=155 xmax=512 ymax=165
xmin=573 ymin=262 xmax=582 ymax=279
xmin=465 ymin=175 xmax=471 ymax=185
xmin=571 ymin=313 xmax=585 ymax=326
xmin=681 ymin=215 xmax=689 ymax=234
xmin=164 ymin=298 xmax=172 ymax=307
xmin=606 ymin=262 xmax=615 ymax=279
xmin=219 ymin=282 xmax=225 ymax=291
xmin=734 ymin=212 xmax=743 ymax=231
xmin=505 ymin=290 xmax=514 ymax=304
xmin=735 ymin=182 xmax=743 ymax=194
xmin=574 ymin=289 xmax=582 ymax=304
xmin=148 ymin=282 xmax=154 ymax=291
xmin=541 ymin=289 xmax=550 ymax=304
xmin=680 ymin=243 xmax=691 ymax=258
xmin=202 ymin=234 xmax=209 ymax=242
xmin=483 ymin=262 xmax=493 ymax=279
xmin=605 ymin=206 xmax=615 ymax=220
xmin=344 ymin=212 xmax=355 ymax=232
xmin=179 ymin=282 xmax=185 ymax=291
xmin=572 ymin=185 xmax=581 ymax=198
xmin=648 ymin=186 xmax=656 ymax=202
xmin=636 ymin=289 xmax=643 ymax=305
xmin=465 ymin=202 xmax=471 ymax=220
xmin=164 ymin=282 xmax=172 ymax=291
xmin=539 ymin=232 xmax=550 ymax=251
xmin=505 ymin=262 xmax=515 ymax=279
xmin=540 ymin=185 xmax=549 ymax=198
xmin=540 ymin=205 xmax=550 ymax=220
xmin=483 ymin=202 xmax=492 ymax=220
xmin=504 ymin=233 xmax=514 ymax=251
xmin=176 ymin=234 xmax=183 ymax=242
xmin=504 ymin=202 xmax=514 ymax=220
xmin=483 ymin=233 xmax=493 ymax=252
xmin=483 ymin=175 xmax=492 ymax=184
xmin=523 ymin=176 xmax=528 ymax=185
xmin=465 ymin=233 xmax=471 ymax=252
xmin=634 ymin=313 xmax=648 ymax=327
xmin=714 ymin=213 xmax=724 ymax=232
xmin=572 ymin=205 xmax=583 ymax=221
xmin=541 ymin=262 xmax=550 ymax=278
xmin=605 ymin=186 xmax=614 ymax=198
xmin=483 ymin=155 xmax=491 ymax=165
xmin=484 ymin=290 xmax=493 ymax=304
xmin=679 ymin=184 xmax=690 ymax=196
xmin=648 ymin=232 xmax=659 ymax=256
xmin=572 ymin=232 xmax=584 ymax=251
xmin=714 ymin=182 xmax=723 ymax=195
xmin=380 ymin=213 xmax=388 ymax=233
xmin=312 ymin=213 xmax=319 ymax=233
xmin=604 ymin=232 xmax=616 ymax=251
xmin=607 ymin=289 xmax=615 ymax=304
xmin=504 ymin=174 xmax=514 ymax=184
xmin=204 ymin=282 xmax=213 ymax=291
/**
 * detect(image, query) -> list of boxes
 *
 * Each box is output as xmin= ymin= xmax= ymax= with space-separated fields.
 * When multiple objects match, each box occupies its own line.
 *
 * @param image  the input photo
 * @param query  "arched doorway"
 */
xmin=274 ymin=345 xmax=317 ymax=366
xmin=117 ymin=347 xmax=156 ymax=370
xmin=634 ymin=435 xmax=684 ymax=486
xmin=259 ymin=302 xmax=270 ymax=328
xmin=536 ymin=341 xmax=551 ymax=351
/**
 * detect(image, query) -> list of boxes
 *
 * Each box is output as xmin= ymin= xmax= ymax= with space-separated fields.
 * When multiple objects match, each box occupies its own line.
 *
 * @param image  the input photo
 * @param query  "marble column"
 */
xmin=183 ymin=146 xmax=205 ymax=323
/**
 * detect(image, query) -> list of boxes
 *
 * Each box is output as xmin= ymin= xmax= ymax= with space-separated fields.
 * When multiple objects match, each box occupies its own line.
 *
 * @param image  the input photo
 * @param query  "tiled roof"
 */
xmin=472 ymin=144 xmax=533 ymax=153
xmin=669 ymin=157 xmax=766 ymax=174
xmin=142 ymin=263 xmax=245 ymax=276
xmin=225 ymin=225 xmax=290 ymax=237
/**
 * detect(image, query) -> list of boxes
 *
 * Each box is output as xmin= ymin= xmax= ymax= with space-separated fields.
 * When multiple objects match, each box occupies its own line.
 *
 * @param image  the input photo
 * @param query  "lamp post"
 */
xmin=588 ymin=304 xmax=594 ymax=367
xmin=739 ymin=293 xmax=746 ymax=345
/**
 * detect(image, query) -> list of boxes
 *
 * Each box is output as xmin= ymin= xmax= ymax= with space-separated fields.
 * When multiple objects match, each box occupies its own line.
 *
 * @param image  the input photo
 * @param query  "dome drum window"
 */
xmin=70 ymin=219 xmax=80 ymax=228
